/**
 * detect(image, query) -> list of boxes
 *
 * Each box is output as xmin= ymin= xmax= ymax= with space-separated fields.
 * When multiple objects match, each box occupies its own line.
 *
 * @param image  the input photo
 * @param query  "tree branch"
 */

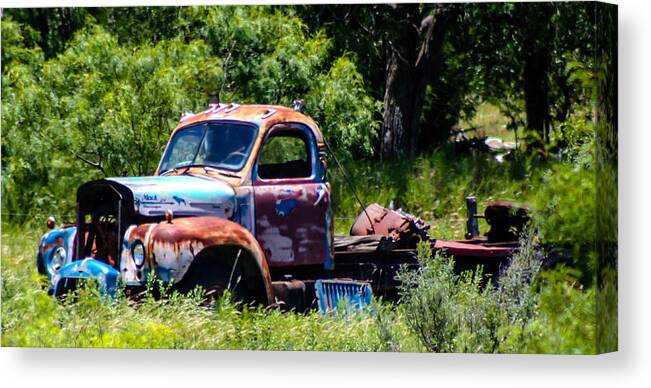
xmin=75 ymin=153 xmax=106 ymax=175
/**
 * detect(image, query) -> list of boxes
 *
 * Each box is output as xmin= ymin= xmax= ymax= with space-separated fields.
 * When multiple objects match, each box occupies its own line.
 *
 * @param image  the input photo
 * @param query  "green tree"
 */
xmin=461 ymin=2 xmax=594 ymax=150
xmin=2 ymin=8 xmax=379 ymax=217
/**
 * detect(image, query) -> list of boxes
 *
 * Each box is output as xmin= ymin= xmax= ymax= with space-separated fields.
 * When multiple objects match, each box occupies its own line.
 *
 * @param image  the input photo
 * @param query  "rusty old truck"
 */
xmin=37 ymin=102 xmax=527 ymax=311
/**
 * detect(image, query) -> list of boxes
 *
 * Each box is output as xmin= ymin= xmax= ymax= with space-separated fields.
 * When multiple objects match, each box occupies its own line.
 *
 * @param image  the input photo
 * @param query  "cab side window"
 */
xmin=258 ymin=131 xmax=312 ymax=179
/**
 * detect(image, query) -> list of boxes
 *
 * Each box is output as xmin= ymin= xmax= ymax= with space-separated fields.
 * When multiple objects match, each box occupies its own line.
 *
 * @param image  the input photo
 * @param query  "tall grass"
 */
xmin=458 ymin=102 xmax=516 ymax=142
xmin=2 ymin=220 xmax=600 ymax=353
xmin=1 ymin=223 xmax=422 ymax=351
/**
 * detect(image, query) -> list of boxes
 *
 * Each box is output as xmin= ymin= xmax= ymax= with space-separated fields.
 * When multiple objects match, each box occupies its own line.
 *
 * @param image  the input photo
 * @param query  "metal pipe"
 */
xmin=466 ymin=196 xmax=480 ymax=239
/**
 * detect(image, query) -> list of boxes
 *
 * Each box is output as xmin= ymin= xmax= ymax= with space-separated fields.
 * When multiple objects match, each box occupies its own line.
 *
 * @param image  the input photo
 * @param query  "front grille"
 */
xmin=76 ymin=180 xmax=134 ymax=267
xmin=314 ymin=279 xmax=373 ymax=315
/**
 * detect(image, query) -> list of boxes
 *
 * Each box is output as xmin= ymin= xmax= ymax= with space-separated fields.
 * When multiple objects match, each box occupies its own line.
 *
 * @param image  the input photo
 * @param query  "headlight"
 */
xmin=51 ymin=246 xmax=66 ymax=273
xmin=132 ymin=242 xmax=145 ymax=267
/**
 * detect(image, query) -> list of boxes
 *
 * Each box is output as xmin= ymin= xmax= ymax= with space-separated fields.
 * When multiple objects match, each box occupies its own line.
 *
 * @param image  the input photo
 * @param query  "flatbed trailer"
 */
xmin=269 ymin=232 xmax=518 ymax=312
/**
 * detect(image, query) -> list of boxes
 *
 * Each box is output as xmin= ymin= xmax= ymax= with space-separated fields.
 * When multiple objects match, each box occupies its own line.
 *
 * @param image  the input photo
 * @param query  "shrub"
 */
xmin=516 ymin=267 xmax=597 ymax=354
xmin=397 ymin=230 xmax=543 ymax=353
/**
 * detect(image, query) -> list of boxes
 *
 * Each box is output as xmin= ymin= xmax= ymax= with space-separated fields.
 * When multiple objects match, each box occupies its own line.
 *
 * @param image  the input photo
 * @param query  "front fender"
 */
xmin=120 ymin=216 xmax=273 ymax=305
xmin=37 ymin=226 xmax=77 ymax=279
xmin=52 ymin=258 xmax=119 ymax=298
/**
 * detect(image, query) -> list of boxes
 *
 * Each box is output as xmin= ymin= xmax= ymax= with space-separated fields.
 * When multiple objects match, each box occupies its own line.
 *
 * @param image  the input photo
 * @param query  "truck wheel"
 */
xmin=37 ymin=252 xmax=47 ymax=276
xmin=202 ymin=283 xmax=227 ymax=307
xmin=175 ymin=254 xmax=248 ymax=307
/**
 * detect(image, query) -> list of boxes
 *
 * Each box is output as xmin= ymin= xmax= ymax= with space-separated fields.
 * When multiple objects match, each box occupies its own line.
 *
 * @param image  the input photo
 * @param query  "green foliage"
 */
xmin=330 ymin=143 xmax=540 ymax=237
xmin=393 ymin=230 xmax=603 ymax=354
xmin=593 ymin=3 xmax=618 ymax=353
xmin=458 ymin=103 xmax=514 ymax=141
xmin=305 ymin=56 xmax=379 ymax=158
xmin=2 ymin=22 xmax=222 ymax=218
xmin=2 ymin=9 xmax=379 ymax=219
xmin=2 ymin=222 xmax=599 ymax=354
xmin=530 ymin=162 xmax=597 ymax=284
xmin=1 ymin=19 xmax=43 ymax=69
xmin=258 ymin=136 xmax=307 ymax=165
xmin=397 ymin=231 xmax=542 ymax=353
xmin=448 ymin=2 xmax=595 ymax=150
xmin=596 ymin=266 xmax=618 ymax=353
xmin=0 ymin=96 xmax=605 ymax=353
xmin=553 ymin=117 xmax=594 ymax=165
xmin=517 ymin=267 xmax=597 ymax=354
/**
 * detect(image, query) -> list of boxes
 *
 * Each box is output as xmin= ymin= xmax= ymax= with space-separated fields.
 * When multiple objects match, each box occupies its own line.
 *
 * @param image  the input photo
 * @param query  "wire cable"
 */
xmin=320 ymin=136 xmax=376 ymax=235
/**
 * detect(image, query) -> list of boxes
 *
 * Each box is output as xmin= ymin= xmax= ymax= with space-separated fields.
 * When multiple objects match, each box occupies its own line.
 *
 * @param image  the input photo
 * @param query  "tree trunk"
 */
xmin=523 ymin=43 xmax=551 ymax=144
xmin=520 ymin=3 xmax=553 ymax=148
xmin=29 ymin=8 xmax=50 ymax=56
xmin=380 ymin=45 xmax=415 ymax=160
xmin=380 ymin=5 xmax=452 ymax=160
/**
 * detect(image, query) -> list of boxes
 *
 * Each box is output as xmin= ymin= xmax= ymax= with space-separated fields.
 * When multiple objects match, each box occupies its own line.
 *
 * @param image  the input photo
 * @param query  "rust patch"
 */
xmin=145 ymin=216 xmax=274 ymax=304
xmin=41 ymin=243 xmax=53 ymax=254
xmin=484 ymin=200 xmax=530 ymax=242
xmin=350 ymin=204 xmax=430 ymax=248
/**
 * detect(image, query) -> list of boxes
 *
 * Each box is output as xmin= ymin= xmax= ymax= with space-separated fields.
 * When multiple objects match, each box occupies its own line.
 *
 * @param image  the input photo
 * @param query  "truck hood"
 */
xmin=106 ymin=175 xmax=236 ymax=218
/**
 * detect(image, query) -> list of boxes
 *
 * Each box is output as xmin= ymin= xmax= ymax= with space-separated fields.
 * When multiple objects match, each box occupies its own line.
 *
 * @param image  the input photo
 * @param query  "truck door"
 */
xmin=253 ymin=123 xmax=332 ymax=269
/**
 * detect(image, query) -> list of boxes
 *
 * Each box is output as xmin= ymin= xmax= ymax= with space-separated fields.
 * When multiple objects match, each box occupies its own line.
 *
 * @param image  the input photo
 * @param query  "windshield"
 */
xmin=158 ymin=122 xmax=258 ymax=174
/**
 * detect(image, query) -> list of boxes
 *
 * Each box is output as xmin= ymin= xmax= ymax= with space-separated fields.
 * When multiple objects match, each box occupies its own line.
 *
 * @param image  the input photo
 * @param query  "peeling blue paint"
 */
xmin=108 ymin=176 xmax=235 ymax=218
xmin=275 ymin=198 xmax=297 ymax=218
xmin=52 ymin=258 xmax=120 ymax=299
xmin=324 ymin=191 xmax=334 ymax=271
xmin=37 ymin=226 xmax=77 ymax=280
xmin=155 ymin=267 xmax=175 ymax=283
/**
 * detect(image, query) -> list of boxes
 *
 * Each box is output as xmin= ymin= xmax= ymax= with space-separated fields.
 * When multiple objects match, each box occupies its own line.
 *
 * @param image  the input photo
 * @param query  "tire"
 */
xmin=37 ymin=252 xmax=47 ymax=276
xmin=175 ymin=255 xmax=247 ymax=307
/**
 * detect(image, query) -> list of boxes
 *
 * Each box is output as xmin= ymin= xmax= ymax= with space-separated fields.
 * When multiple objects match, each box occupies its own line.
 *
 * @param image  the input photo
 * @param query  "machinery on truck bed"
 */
xmin=37 ymin=103 xmax=528 ymax=312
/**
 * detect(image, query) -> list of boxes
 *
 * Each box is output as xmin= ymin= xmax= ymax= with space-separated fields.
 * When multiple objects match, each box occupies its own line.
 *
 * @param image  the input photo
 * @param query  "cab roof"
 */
xmin=172 ymin=103 xmax=324 ymax=145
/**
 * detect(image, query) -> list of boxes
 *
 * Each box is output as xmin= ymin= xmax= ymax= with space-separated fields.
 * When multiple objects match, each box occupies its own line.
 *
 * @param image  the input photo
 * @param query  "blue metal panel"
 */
xmin=314 ymin=279 xmax=373 ymax=315
xmin=107 ymin=175 xmax=236 ymax=218
xmin=52 ymin=258 xmax=120 ymax=299
xmin=324 ymin=188 xmax=334 ymax=271
xmin=37 ymin=226 xmax=77 ymax=279
xmin=234 ymin=186 xmax=256 ymax=234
